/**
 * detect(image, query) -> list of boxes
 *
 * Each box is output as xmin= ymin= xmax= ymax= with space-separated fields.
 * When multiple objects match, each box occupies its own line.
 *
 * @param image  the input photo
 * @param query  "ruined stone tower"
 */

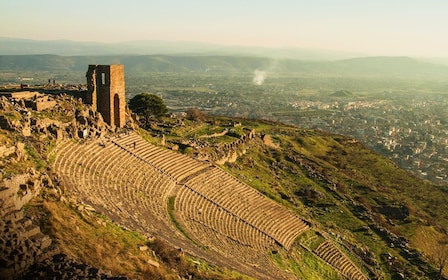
xmin=86 ymin=64 xmax=125 ymax=128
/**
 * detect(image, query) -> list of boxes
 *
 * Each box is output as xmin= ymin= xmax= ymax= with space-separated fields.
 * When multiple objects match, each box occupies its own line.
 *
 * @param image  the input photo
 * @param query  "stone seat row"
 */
xmin=184 ymin=180 xmax=300 ymax=248
xmin=183 ymin=215 xmax=273 ymax=267
xmin=65 ymin=139 xmax=173 ymax=195
xmin=106 ymin=136 xmax=174 ymax=179
xmin=183 ymin=166 xmax=309 ymax=249
xmin=175 ymin=185 xmax=274 ymax=249
xmin=314 ymin=240 xmax=367 ymax=280
xmin=110 ymin=132 xmax=211 ymax=182
xmin=174 ymin=186 xmax=275 ymax=268
xmin=53 ymin=139 xmax=177 ymax=223
xmin=55 ymin=141 xmax=137 ymax=220
xmin=52 ymin=133 xmax=309 ymax=274
xmin=53 ymin=137 xmax=278 ymax=270
xmin=57 ymin=142 xmax=180 ymax=236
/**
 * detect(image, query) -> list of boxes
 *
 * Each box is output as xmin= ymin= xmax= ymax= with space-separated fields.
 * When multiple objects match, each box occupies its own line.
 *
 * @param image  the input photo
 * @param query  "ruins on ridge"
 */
xmin=85 ymin=64 xmax=126 ymax=128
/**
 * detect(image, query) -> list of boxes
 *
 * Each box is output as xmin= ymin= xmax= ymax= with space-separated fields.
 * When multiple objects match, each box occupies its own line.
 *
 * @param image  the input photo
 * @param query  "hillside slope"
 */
xmin=216 ymin=123 xmax=448 ymax=279
xmin=1 ymin=92 xmax=447 ymax=279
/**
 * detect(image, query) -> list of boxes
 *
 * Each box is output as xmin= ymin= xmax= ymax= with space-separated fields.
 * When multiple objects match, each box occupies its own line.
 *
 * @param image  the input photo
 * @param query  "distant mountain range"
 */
xmin=1 ymin=37 xmax=448 ymax=79
xmin=1 ymin=53 xmax=448 ymax=80
xmin=0 ymin=37 xmax=366 ymax=60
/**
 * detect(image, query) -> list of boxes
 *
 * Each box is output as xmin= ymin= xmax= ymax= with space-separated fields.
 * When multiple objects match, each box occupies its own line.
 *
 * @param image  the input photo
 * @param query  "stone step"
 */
xmin=22 ymin=225 xmax=41 ymax=238
xmin=17 ymin=218 xmax=32 ymax=228
xmin=3 ymin=210 xmax=24 ymax=222
xmin=30 ymin=232 xmax=52 ymax=250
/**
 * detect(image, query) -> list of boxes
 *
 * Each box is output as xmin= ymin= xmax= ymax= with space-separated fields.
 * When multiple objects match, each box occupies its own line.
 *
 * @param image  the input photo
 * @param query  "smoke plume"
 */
xmin=252 ymin=69 xmax=267 ymax=85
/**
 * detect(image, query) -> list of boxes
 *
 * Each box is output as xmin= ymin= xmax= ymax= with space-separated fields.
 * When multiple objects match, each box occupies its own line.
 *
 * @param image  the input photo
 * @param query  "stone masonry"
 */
xmin=86 ymin=64 xmax=126 ymax=128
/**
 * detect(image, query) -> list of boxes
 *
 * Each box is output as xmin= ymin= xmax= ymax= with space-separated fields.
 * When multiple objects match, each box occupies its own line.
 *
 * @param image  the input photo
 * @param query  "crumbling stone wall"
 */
xmin=215 ymin=129 xmax=256 ymax=164
xmin=0 ymin=94 xmax=110 ymax=141
xmin=25 ymin=95 xmax=56 ymax=111
xmin=1 ymin=92 xmax=57 ymax=112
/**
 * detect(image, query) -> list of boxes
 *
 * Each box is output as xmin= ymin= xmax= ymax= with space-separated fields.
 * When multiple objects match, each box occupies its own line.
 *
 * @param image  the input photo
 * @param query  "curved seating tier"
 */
xmin=179 ymin=167 xmax=309 ymax=250
xmin=52 ymin=131 xmax=344 ymax=278
xmin=176 ymin=186 xmax=273 ymax=248
xmin=175 ymin=187 xmax=274 ymax=267
xmin=53 ymin=138 xmax=177 ymax=232
xmin=314 ymin=240 xmax=367 ymax=280
xmin=110 ymin=132 xmax=211 ymax=182
xmin=53 ymin=133 xmax=309 ymax=251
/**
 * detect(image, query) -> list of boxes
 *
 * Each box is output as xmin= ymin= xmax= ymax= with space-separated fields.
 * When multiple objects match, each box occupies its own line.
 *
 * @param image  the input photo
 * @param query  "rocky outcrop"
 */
xmin=0 ymin=170 xmax=56 ymax=210
xmin=0 ymin=142 xmax=27 ymax=161
xmin=24 ymin=254 xmax=128 ymax=280
xmin=0 ymin=96 xmax=31 ymax=137
xmin=0 ymin=208 xmax=55 ymax=280
xmin=0 ymin=172 xmax=56 ymax=279
xmin=0 ymin=93 xmax=116 ymax=141
xmin=0 ymin=91 xmax=140 ymax=279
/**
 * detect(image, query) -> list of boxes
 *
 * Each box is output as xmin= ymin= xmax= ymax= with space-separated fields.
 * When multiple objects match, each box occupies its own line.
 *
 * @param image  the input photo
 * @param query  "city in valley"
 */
xmin=2 ymin=56 xmax=448 ymax=186
xmin=125 ymin=69 xmax=448 ymax=186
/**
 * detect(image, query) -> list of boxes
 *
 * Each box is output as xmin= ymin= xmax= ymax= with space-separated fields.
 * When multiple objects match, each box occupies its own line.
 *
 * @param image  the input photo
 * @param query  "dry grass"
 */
xmin=42 ymin=200 xmax=248 ymax=280
xmin=413 ymin=225 xmax=448 ymax=276
xmin=42 ymin=200 xmax=166 ymax=279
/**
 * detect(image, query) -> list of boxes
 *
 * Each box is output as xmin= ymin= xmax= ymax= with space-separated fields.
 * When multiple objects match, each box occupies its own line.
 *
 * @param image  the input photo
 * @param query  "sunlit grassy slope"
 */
xmin=163 ymin=116 xmax=448 ymax=279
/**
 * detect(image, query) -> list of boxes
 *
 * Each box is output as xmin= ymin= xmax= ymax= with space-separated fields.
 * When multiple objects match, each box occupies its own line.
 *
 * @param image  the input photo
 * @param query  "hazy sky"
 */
xmin=1 ymin=0 xmax=447 ymax=56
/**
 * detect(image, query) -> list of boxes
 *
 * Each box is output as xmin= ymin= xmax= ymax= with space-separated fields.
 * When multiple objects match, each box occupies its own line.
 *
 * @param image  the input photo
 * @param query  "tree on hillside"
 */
xmin=421 ymin=229 xmax=448 ymax=279
xmin=434 ymin=236 xmax=448 ymax=279
xmin=186 ymin=107 xmax=206 ymax=121
xmin=129 ymin=93 xmax=168 ymax=122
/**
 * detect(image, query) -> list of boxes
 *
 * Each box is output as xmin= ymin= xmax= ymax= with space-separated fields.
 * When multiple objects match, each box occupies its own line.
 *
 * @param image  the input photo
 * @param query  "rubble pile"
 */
xmin=0 ymin=93 xmax=112 ymax=141
xmin=0 ymin=172 xmax=56 ymax=279
xmin=24 ymin=254 xmax=128 ymax=280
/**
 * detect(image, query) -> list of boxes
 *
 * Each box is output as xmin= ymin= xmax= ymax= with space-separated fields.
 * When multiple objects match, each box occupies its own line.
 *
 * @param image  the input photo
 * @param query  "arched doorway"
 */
xmin=113 ymin=93 xmax=120 ymax=127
